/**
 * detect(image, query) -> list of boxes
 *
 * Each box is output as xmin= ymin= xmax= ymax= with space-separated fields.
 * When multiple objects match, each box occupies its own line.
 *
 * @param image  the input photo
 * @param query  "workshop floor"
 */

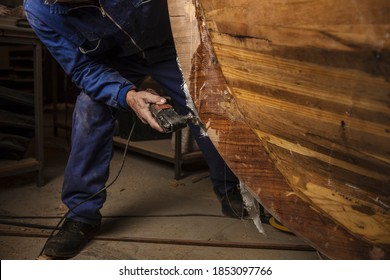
xmin=0 ymin=107 xmax=320 ymax=260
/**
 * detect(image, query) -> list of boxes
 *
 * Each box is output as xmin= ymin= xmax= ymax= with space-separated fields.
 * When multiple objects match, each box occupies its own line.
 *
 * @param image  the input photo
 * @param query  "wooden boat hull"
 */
xmin=168 ymin=0 xmax=390 ymax=259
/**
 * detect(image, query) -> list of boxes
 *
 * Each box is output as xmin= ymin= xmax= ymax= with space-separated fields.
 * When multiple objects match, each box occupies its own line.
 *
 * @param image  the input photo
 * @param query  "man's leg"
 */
xmin=62 ymin=92 xmax=116 ymax=225
xmin=148 ymin=58 xmax=247 ymax=218
xmin=44 ymin=92 xmax=116 ymax=258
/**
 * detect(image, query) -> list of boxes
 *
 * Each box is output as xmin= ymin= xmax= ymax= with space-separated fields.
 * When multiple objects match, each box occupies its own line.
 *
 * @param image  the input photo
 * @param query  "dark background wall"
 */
xmin=0 ymin=1 xmax=23 ymax=7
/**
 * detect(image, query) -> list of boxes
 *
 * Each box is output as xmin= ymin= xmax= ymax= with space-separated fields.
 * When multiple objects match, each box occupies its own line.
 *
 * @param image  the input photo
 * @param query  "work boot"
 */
xmin=43 ymin=218 xmax=100 ymax=258
xmin=214 ymin=186 xmax=249 ymax=219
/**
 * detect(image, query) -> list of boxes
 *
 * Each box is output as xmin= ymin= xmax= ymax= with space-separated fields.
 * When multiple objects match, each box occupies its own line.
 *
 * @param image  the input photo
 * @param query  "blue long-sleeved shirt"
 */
xmin=23 ymin=0 xmax=176 ymax=109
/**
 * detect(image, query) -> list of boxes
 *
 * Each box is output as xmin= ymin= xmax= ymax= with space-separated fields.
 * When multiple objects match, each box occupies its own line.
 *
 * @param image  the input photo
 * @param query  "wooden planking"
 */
xmin=202 ymin=0 xmax=390 ymax=51
xmin=256 ymin=137 xmax=390 ymax=244
xmin=201 ymin=0 xmax=390 ymax=228
xmin=213 ymin=42 xmax=390 ymax=117
xmin=167 ymin=0 xmax=390 ymax=259
xmin=234 ymin=86 xmax=390 ymax=167
xmin=204 ymin=0 xmax=390 ymax=248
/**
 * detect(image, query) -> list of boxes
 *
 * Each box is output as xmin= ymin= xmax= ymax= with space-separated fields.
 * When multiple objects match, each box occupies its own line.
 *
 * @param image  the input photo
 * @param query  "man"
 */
xmin=24 ymin=0 xmax=247 ymax=258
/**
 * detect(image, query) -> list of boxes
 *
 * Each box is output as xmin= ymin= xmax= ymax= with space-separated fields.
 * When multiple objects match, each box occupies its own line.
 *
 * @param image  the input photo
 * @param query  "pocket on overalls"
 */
xmin=79 ymin=38 xmax=103 ymax=55
xmin=78 ymin=32 xmax=110 ymax=56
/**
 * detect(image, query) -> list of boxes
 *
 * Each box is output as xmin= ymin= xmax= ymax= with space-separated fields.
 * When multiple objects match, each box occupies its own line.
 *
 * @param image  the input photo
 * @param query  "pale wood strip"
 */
xmin=234 ymin=87 xmax=390 ymax=138
xmin=302 ymin=182 xmax=390 ymax=244
xmin=253 ymin=128 xmax=389 ymax=180
xmin=213 ymin=43 xmax=390 ymax=113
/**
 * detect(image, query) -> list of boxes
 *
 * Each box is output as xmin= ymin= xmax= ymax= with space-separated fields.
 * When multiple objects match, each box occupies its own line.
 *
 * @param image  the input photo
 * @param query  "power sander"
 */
xmin=150 ymin=103 xmax=204 ymax=133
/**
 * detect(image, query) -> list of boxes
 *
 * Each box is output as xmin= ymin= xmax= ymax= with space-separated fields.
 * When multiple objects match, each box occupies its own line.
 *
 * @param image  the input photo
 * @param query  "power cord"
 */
xmin=38 ymin=121 xmax=136 ymax=257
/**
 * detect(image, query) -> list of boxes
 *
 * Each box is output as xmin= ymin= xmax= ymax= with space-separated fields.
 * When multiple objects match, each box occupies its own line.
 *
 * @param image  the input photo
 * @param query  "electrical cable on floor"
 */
xmin=38 ymin=121 xmax=137 ymax=257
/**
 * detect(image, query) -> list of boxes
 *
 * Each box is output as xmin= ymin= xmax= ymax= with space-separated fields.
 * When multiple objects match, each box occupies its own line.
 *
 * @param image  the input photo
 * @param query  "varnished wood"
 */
xmin=168 ymin=0 xmax=390 ymax=259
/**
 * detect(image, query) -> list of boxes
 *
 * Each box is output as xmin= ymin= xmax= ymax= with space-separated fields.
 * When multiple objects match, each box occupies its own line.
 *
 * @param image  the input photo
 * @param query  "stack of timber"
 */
xmin=167 ymin=0 xmax=390 ymax=259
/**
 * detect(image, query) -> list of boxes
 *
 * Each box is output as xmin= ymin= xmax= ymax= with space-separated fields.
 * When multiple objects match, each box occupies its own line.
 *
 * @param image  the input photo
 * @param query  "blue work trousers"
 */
xmin=63 ymin=56 xmax=239 ymax=225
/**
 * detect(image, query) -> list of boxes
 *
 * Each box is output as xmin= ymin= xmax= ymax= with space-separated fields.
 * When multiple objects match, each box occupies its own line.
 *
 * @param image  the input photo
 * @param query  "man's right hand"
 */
xmin=125 ymin=89 xmax=166 ymax=132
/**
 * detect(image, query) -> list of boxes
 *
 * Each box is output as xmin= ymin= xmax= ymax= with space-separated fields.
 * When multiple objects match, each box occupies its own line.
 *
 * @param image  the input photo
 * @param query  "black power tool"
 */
xmin=150 ymin=103 xmax=203 ymax=133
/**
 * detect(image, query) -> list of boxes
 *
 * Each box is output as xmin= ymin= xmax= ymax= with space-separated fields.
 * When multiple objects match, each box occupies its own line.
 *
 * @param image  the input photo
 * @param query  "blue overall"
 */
xmin=24 ymin=0 xmax=239 ymax=226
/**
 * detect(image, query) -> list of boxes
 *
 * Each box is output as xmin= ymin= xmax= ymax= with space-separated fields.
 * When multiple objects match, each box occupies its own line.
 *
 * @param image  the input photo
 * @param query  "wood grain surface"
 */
xmin=168 ymin=0 xmax=390 ymax=259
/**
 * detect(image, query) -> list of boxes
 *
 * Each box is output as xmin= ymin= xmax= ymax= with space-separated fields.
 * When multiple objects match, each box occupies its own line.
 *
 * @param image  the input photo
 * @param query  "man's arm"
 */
xmin=25 ymin=10 xmax=131 ymax=107
xmin=25 ymin=10 xmax=165 ymax=131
